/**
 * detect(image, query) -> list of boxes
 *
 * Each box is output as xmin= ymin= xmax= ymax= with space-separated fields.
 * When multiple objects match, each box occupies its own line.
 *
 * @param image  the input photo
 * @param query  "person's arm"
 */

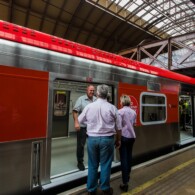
xmin=78 ymin=107 xmax=87 ymax=126
xmin=72 ymin=97 xmax=82 ymax=131
xmin=72 ymin=110 xmax=80 ymax=131
xmin=133 ymin=112 xmax=137 ymax=127
xmin=115 ymin=129 xmax=121 ymax=149
xmin=115 ymin=108 xmax=122 ymax=149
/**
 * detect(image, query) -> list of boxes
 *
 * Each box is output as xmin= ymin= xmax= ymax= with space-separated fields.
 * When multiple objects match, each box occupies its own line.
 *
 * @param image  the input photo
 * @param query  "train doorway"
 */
xmin=179 ymin=95 xmax=194 ymax=144
xmin=50 ymin=80 xmax=114 ymax=178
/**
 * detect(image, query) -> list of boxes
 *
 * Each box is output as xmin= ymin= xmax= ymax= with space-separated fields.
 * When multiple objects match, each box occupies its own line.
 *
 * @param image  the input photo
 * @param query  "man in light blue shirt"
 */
xmin=73 ymin=85 xmax=96 ymax=171
xmin=78 ymin=84 xmax=121 ymax=195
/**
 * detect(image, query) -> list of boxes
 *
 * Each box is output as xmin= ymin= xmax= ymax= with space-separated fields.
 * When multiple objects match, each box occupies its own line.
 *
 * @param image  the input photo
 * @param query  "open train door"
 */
xmin=179 ymin=94 xmax=195 ymax=144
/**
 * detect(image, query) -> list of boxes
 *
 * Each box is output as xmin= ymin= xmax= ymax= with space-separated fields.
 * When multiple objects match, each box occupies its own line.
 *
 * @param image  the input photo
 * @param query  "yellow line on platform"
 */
xmin=122 ymin=158 xmax=195 ymax=195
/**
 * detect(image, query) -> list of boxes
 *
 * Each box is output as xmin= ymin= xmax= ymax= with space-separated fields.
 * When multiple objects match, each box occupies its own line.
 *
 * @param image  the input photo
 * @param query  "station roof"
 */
xmin=0 ymin=0 xmax=194 ymax=75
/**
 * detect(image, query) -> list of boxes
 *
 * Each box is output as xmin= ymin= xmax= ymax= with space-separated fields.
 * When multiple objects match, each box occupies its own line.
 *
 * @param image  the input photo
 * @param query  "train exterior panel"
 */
xmin=0 ymin=20 xmax=194 ymax=194
xmin=118 ymin=82 xmax=180 ymax=156
xmin=0 ymin=65 xmax=49 ymax=194
xmin=0 ymin=65 xmax=49 ymax=142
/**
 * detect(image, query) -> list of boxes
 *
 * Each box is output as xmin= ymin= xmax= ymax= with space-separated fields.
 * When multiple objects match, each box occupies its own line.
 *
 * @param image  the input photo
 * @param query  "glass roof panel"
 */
xmin=150 ymin=9 xmax=158 ymax=15
xmin=156 ymin=22 xmax=166 ymax=28
xmin=137 ymin=10 xmax=147 ymax=17
xmin=116 ymin=0 xmax=195 ymax=37
xmin=127 ymin=4 xmax=138 ymax=12
xmin=119 ymin=0 xmax=129 ymax=7
xmin=135 ymin=0 xmax=143 ymax=6
xmin=88 ymin=0 xmax=195 ymax=47
xmin=144 ymin=13 xmax=153 ymax=21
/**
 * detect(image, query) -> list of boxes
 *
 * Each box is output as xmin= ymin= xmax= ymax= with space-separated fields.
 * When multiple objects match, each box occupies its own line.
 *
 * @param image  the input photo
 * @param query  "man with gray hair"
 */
xmin=78 ymin=84 xmax=121 ymax=195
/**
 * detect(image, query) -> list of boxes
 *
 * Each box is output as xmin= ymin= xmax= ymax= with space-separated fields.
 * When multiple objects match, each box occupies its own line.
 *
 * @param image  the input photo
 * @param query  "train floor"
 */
xmin=59 ymin=144 xmax=195 ymax=195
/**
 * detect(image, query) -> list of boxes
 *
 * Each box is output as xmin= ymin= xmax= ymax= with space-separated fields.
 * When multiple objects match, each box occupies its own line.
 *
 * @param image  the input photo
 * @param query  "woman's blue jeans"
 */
xmin=119 ymin=136 xmax=135 ymax=184
xmin=87 ymin=136 xmax=114 ymax=192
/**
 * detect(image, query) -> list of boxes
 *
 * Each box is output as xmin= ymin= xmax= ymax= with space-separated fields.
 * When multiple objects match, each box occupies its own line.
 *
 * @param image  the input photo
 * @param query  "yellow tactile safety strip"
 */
xmin=122 ymin=158 xmax=195 ymax=195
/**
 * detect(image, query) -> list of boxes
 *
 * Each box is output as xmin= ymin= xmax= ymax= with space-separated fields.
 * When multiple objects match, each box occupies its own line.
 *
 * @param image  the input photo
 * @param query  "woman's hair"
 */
xmin=96 ymin=84 xmax=109 ymax=99
xmin=120 ymin=95 xmax=131 ymax=106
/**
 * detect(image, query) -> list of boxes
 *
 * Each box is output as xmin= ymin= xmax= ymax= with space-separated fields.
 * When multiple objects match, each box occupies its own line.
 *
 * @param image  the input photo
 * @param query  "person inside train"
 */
xmin=78 ymin=84 xmax=121 ymax=195
xmin=180 ymin=99 xmax=190 ymax=131
xmin=118 ymin=94 xmax=137 ymax=192
xmin=184 ymin=99 xmax=191 ymax=124
xmin=72 ymin=84 xmax=96 ymax=171
xmin=179 ymin=99 xmax=185 ymax=131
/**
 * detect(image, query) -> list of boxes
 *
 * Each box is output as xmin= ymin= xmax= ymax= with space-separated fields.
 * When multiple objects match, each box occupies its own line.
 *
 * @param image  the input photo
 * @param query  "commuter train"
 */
xmin=0 ymin=20 xmax=195 ymax=194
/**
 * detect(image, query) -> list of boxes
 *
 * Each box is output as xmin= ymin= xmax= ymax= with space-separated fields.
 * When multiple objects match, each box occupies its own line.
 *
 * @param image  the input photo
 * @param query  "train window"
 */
xmin=53 ymin=90 xmax=67 ymax=116
xmin=147 ymin=82 xmax=161 ymax=92
xmin=140 ymin=92 xmax=166 ymax=125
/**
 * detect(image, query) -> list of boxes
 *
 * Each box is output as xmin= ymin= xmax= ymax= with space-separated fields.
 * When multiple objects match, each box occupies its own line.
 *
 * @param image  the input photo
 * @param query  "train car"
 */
xmin=0 ymin=20 xmax=195 ymax=194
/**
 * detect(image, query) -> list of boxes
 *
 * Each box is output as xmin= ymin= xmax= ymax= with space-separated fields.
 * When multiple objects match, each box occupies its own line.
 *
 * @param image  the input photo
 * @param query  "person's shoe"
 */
xmin=77 ymin=162 xmax=85 ymax=171
xmin=120 ymin=184 xmax=128 ymax=192
xmin=102 ymin=187 xmax=113 ymax=195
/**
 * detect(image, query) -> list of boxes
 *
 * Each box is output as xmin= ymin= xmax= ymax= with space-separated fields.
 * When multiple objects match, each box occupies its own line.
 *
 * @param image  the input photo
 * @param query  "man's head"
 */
xmin=86 ymin=85 xmax=95 ymax=100
xmin=96 ymin=84 xmax=109 ymax=99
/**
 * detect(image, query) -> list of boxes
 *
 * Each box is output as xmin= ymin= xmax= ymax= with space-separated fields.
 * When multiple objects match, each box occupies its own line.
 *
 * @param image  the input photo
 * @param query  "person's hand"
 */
xmin=115 ymin=140 xmax=121 ymax=149
xmin=74 ymin=122 xmax=80 ymax=131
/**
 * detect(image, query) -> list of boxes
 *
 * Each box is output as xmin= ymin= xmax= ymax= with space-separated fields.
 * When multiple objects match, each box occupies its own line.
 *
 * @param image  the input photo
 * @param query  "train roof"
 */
xmin=0 ymin=20 xmax=195 ymax=85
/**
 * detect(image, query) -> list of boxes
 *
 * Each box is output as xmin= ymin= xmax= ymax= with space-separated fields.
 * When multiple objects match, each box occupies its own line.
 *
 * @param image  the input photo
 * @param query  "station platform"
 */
xmin=59 ymin=144 xmax=195 ymax=195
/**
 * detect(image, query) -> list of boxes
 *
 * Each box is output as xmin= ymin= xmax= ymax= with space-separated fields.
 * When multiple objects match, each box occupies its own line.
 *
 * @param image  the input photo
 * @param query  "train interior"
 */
xmin=179 ymin=94 xmax=195 ymax=145
xmin=50 ymin=80 xmax=195 ymax=182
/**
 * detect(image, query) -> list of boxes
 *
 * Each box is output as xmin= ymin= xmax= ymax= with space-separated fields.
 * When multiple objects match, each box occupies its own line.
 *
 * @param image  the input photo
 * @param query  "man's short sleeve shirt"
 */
xmin=73 ymin=95 xmax=96 ymax=114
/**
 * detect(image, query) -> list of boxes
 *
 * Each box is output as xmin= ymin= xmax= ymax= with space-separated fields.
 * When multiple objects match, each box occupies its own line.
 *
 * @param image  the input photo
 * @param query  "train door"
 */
xmin=50 ymin=80 xmax=114 ymax=178
xmin=179 ymin=95 xmax=194 ymax=143
xmin=52 ymin=90 xmax=70 ymax=137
